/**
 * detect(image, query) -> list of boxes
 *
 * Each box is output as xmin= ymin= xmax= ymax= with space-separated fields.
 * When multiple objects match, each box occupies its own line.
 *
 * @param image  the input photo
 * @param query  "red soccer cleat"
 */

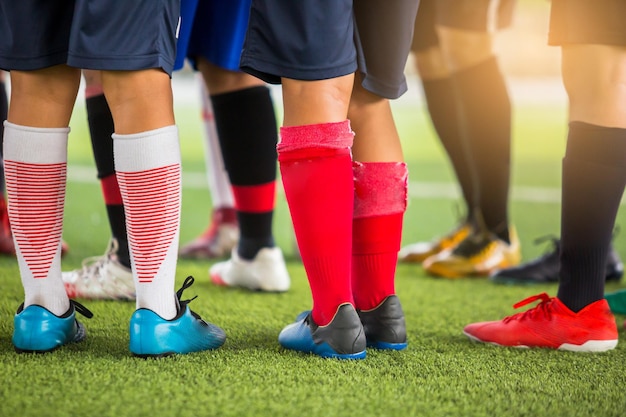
xmin=463 ymin=293 xmax=618 ymax=352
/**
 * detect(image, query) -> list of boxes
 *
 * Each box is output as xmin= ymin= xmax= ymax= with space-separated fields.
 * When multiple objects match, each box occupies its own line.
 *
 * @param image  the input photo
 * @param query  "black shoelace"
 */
xmin=175 ymin=276 xmax=204 ymax=322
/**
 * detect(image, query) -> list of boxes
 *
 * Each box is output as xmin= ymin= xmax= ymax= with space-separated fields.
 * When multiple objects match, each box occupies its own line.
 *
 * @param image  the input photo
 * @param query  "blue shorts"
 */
xmin=185 ymin=0 xmax=252 ymax=71
xmin=549 ymin=0 xmax=626 ymax=46
xmin=412 ymin=0 xmax=516 ymax=52
xmin=240 ymin=0 xmax=419 ymax=100
xmin=0 ymin=0 xmax=180 ymax=75
xmin=174 ymin=0 xmax=200 ymax=71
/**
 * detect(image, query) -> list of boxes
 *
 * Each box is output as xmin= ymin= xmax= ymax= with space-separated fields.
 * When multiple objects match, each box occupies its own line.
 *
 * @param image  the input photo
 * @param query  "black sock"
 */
xmin=211 ymin=86 xmax=278 ymax=260
xmin=86 ymin=94 xmax=131 ymax=267
xmin=421 ymin=76 xmax=475 ymax=223
xmin=454 ymin=57 xmax=512 ymax=242
xmin=557 ymin=122 xmax=626 ymax=312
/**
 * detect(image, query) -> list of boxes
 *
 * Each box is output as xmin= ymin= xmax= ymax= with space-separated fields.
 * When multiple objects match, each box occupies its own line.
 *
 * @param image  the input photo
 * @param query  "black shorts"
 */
xmin=549 ymin=0 xmax=626 ymax=46
xmin=412 ymin=0 xmax=516 ymax=52
xmin=0 ymin=0 xmax=180 ymax=74
xmin=240 ymin=0 xmax=420 ymax=100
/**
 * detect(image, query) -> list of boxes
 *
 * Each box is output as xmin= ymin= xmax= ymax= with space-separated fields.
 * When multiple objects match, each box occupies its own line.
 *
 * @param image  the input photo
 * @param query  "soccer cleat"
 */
xmin=278 ymin=303 xmax=366 ymax=359
xmin=423 ymin=227 xmax=521 ymax=278
xmin=605 ymin=289 xmax=626 ymax=315
xmin=398 ymin=222 xmax=472 ymax=263
xmin=463 ymin=293 xmax=618 ymax=352
xmin=210 ymin=247 xmax=290 ymax=292
xmin=179 ymin=207 xmax=239 ymax=259
xmin=357 ymin=295 xmax=407 ymax=350
xmin=12 ymin=300 xmax=93 ymax=353
xmin=490 ymin=236 xmax=624 ymax=285
xmin=62 ymin=239 xmax=135 ymax=301
xmin=129 ymin=276 xmax=226 ymax=357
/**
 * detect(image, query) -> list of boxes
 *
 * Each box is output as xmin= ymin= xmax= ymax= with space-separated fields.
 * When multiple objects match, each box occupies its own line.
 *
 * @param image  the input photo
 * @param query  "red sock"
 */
xmin=100 ymin=173 xmax=123 ymax=205
xmin=352 ymin=162 xmax=408 ymax=310
xmin=279 ymin=121 xmax=354 ymax=326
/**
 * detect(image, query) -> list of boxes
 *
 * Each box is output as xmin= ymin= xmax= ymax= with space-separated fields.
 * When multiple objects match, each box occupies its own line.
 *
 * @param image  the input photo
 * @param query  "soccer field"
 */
xmin=1 ymin=74 xmax=625 ymax=417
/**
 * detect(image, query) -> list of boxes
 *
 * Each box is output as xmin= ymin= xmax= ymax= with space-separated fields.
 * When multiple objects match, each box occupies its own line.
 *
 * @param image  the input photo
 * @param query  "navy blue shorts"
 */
xmin=240 ymin=0 xmax=419 ymax=100
xmin=412 ymin=0 xmax=516 ymax=52
xmin=549 ymin=0 xmax=626 ymax=47
xmin=0 ymin=0 xmax=180 ymax=75
xmin=184 ymin=0 xmax=252 ymax=72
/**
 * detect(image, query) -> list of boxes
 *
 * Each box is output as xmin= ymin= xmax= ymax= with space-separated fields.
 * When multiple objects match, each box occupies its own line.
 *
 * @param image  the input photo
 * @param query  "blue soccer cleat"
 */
xmin=278 ymin=303 xmax=366 ymax=360
xmin=358 ymin=295 xmax=408 ymax=351
xmin=12 ymin=300 xmax=93 ymax=353
xmin=130 ymin=276 xmax=226 ymax=357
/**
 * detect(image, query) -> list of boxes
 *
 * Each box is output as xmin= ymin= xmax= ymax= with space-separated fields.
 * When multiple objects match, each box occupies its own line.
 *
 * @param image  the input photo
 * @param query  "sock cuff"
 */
xmin=3 ymin=121 xmax=69 ymax=164
xmin=353 ymin=162 xmax=408 ymax=218
xmin=113 ymin=125 xmax=180 ymax=172
xmin=566 ymin=122 xmax=626 ymax=168
xmin=278 ymin=120 xmax=354 ymax=153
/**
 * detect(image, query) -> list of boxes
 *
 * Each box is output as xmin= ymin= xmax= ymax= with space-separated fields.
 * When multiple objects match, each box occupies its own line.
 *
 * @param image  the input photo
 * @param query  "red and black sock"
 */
xmin=86 ymin=94 xmax=130 ymax=268
xmin=211 ymin=86 xmax=277 ymax=260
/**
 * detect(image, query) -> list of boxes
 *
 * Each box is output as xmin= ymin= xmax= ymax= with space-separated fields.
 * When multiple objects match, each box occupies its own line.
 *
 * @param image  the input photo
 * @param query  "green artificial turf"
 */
xmin=1 ymin=86 xmax=626 ymax=417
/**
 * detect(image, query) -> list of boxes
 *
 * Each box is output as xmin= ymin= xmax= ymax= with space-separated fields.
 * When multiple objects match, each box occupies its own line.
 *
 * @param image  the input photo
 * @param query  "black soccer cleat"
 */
xmin=358 ymin=295 xmax=407 ymax=350
xmin=490 ymin=236 xmax=624 ymax=285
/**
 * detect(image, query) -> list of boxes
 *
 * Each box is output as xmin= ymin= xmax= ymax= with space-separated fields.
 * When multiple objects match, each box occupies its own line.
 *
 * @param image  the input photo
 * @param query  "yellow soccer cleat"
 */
xmin=398 ymin=222 xmax=472 ymax=264
xmin=423 ymin=226 xmax=521 ymax=278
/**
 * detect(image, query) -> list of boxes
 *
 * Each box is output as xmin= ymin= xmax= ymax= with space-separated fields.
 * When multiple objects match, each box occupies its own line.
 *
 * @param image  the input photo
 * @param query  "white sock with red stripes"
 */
xmin=113 ymin=125 xmax=181 ymax=320
xmin=3 ymin=121 xmax=70 ymax=316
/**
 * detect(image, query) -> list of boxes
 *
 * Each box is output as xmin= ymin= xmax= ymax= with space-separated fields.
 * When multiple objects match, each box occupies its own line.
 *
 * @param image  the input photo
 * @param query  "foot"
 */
xmin=129 ymin=276 xmax=226 ymax=357
xmin=463 ymin=293 xmax=618 ymax=352
xmin=357 ymin=295 xmax=407 ymax=350
xmin=12 ymin=300 xmax=93 ymax=353
xmin=210 ymin=247 xmax=290 ymax=292
xmin=278 ymin=304 xmax=366 ymax=359
xmin=490 ymin=236 xmax=624 ymax=285
xmin=423 ymin=227 xmax=521 ymax=278
xmin=62 ymin=239 xmax=135 ymax=301
xmin=398 ymin=222 xmax=472 ymax=264
xmin=179 ymin=207 xmax=239 ymax=259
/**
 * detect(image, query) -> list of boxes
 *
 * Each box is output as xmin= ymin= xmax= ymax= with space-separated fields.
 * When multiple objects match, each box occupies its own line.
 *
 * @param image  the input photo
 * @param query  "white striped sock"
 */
xmin=3 ymin=121 xmax=69 ymax=316
xmin=114 ymin=125 xmax=181 ymax=320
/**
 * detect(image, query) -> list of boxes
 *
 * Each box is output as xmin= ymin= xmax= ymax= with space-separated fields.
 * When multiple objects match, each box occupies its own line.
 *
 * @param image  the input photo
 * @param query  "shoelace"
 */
xmin=175 ymin=276 xmax=203 ymax=321
xmin=503 ymin=292 xmax=553 ymax=323
xmin=76 ymin=239 xmax=120 ymax=281
xmin=70 ymin=299 xmax=94 ymax=319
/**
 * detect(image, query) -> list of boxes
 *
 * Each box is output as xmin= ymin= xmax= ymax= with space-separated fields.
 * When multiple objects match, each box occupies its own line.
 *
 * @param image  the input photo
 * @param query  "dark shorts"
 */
xmin=240 ymin=0 xmax=419 ymax=100
xmin=549 ymin=0 xmax=626 ymax=46
xmin=0 ymin=0 xmax=180 ymax=75
xmin=184 ymin=0 xmax=252 ymax=72
xmin=412 ymin=0 xmax=516 ymax=52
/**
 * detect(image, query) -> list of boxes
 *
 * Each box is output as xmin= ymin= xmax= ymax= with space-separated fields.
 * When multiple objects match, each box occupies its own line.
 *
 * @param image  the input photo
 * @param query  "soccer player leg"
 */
xmin=198 ymin=61 xmax=289 ymax=292
xmin=62 ymin=70 xmax=134 ymax=301
xmin=6 ymin=65 xmax=92 ymax=353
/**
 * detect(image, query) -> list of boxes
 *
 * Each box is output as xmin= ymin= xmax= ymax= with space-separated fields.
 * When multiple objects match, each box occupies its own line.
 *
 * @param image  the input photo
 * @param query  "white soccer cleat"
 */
xmin=62 ymin=239 xmax=135 ymax=301
xmin=209 ymin=247 xmax=290 ymax=292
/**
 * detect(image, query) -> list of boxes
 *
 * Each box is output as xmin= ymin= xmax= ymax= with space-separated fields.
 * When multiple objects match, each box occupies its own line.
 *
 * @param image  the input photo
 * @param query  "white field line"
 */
xmin=66 ymin=165 xmax=580 ymax=205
